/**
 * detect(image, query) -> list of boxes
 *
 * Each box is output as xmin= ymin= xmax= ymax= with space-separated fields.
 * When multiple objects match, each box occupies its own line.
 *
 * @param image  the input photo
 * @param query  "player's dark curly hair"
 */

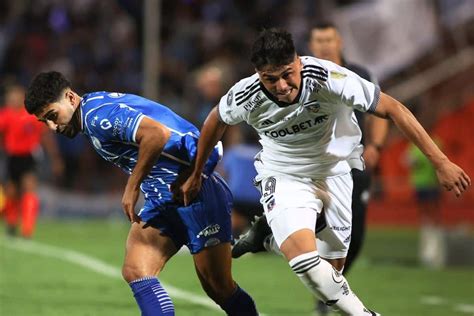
xmin=25 ymin=71 xmax=71 ymax=114
xmin=250 ymin=28 xmax=296 ymax=70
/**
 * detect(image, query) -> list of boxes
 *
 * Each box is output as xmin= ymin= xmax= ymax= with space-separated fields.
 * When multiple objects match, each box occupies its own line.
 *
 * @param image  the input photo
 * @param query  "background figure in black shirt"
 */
xmin=308 ymin=22 xmax=389 ymax=315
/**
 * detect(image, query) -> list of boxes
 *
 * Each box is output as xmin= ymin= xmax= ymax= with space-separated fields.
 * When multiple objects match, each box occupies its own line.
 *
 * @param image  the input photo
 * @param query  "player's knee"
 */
xmin=122 ymin=263 xmax=154 ymax=283
xmin=325 ymin=257 xmax=345 ymax=271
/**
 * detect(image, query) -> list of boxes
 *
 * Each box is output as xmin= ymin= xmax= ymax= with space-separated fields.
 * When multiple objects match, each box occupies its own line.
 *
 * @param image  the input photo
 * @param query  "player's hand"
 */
xmin=363 ymin=144 xmax=381 ymax=171
xmin=170 ymin=168 xmax=191 ymax=203
xmin=121 ymin=184 xmax=141 ymax=223
xmin=435 ymin=160 xmax=471 ymax=197
xmin=172 ymin=171 xmax=202 ymax=206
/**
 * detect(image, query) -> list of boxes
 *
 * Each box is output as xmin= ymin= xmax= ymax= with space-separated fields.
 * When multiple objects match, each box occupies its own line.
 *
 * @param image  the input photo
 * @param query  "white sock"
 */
xmin=289 ymin=251 xmax=374 ymax=316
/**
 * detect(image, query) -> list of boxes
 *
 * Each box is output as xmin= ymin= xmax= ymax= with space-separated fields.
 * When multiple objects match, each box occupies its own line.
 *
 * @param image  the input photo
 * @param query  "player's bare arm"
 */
xmin=122 ymin=117 xmax=170 ymax=222
xmin=176 ymin=106 xmax=228 ymax=206
xmin=373 ymin=92 xmax=471 ymax=196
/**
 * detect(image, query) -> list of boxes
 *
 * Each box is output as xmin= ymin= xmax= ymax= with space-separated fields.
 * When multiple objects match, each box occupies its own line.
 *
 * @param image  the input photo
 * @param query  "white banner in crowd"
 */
xmin=333 ymin=0 xmax=438 ymax=81
xmin=438 ymin=0 xmax=474 ymax=28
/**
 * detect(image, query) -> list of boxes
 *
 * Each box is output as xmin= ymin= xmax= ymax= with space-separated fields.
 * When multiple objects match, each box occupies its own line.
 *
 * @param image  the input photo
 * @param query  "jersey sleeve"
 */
xmin=84 ymin=103 xmax=145 ymax=143
xmin=217 ymin=79 xmax=254 ymax=125
xmin=325 ymin=63 xmax=380 ymax=113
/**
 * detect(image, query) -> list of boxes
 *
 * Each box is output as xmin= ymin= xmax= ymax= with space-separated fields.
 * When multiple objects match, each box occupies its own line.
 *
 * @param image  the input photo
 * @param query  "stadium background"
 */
xmin=1 ymin=0 xmax=473 ymax=315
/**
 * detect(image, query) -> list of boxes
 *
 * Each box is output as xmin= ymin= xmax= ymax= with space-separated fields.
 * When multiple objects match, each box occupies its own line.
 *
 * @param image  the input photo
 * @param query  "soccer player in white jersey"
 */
xmin=176 ymin=28 xmax=471 ymax=315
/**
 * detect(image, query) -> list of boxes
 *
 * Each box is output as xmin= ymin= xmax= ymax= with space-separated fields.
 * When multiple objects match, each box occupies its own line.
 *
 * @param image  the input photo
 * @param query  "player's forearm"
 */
xmin=384 ymin=95 xmax=448 ymax=168
xmin=366 ymin=115 xmax=388 ymax=148
xmin=192 ymin=107 xmax=228 ymax=175
xmin=127 ymin=129 xmax=170 ymax=188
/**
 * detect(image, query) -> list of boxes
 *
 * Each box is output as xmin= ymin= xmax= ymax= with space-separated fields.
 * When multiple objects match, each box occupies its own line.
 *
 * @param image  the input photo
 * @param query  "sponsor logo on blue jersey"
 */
xmin=196 ymin=224 xmax=221 ymax=238
xmin=100 ymin=119 xmax=112 ymax=130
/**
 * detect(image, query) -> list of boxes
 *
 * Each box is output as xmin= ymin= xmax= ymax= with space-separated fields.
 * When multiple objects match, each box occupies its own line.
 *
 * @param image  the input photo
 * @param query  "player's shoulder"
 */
xmin=81 ymin=91 xmax=131 ymax=112
xmin=81 ymin=92 xmax=120 ymax=130
xmin=300 ymin=56 xmax=331 ymax=82
xmin=82 ymin=91 xmax=132 ymax=104
xmin=231 ymin=73 xmax=260 ymax=93
xmin=227 ymin=73 xmax=261 ymax=104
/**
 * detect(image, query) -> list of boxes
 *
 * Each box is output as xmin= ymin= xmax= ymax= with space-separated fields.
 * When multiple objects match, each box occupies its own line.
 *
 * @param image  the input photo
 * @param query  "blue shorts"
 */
xmin=140 ymin=173 xmax=233 ymax=254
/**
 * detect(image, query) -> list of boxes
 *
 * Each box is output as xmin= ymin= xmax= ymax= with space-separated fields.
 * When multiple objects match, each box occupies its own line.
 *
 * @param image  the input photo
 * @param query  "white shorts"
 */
xmin=260 ymin=173 xmax=353 ymax=259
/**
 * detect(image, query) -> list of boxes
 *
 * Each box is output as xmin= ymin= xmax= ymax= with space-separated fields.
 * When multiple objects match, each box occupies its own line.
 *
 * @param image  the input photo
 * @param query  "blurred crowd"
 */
xmin=0 ymin=0 xmax=348 ymax=192
xmin=1 ymin=0 xmax=473 ymax=202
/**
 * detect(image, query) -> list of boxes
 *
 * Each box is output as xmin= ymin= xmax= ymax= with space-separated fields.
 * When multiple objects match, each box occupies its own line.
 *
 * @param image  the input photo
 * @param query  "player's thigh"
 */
xmin=316 ymin=173 xmax=353 ymax=260
xmin=122 ymin=221 xmax=178 ymax=281
xmin=260 ymin=175 xmax=322 ymax=249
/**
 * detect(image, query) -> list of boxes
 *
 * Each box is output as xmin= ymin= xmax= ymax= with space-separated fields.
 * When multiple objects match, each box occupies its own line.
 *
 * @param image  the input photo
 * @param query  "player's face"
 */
xmin=36 ymin=90 xmax=80 ymax=138
xmin=257 ymin=56 xmax=302 ymax=104
xmin=308 ymin=28 xmax=342 ymax=64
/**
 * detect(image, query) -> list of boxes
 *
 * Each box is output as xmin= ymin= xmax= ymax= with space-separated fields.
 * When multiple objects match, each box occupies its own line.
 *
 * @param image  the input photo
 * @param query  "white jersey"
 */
xmin=218 ymin=56 xmax=380 ymax=180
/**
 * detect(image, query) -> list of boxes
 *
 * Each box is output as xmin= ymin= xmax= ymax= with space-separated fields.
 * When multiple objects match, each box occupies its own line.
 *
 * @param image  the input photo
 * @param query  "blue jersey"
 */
xmin=80 ymin=92 xmax=221 ymax=214
xmin=80 ymin=92 xmax=232 ymax=253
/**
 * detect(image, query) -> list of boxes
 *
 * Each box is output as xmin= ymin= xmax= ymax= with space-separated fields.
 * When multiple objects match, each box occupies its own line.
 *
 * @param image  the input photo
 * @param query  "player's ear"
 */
xmin=65 ymin=89 xmax=75 ymax=106
xmin=295 ymin=55 xmax=302 ymax=70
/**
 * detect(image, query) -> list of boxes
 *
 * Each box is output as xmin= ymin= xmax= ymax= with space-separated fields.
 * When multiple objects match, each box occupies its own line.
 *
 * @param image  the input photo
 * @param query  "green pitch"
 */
xmin=1 ymin=220 xmax=473 ymax=315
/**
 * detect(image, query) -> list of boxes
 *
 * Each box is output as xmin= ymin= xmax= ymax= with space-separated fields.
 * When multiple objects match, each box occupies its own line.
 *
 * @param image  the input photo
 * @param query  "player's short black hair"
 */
xmin=25 ymin=71 xmax=71 ymax=114
xmin=250 ymin=28 xmax=296 ymax=70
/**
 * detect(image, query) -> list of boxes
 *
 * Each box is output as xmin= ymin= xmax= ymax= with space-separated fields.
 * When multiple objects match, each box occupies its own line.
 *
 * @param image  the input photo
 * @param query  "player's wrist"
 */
xmin=367 ymin=143 xmax=383 ymax=152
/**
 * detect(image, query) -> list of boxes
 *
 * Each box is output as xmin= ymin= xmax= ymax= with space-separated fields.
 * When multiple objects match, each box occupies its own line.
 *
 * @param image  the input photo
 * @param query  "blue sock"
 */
xmin=129 ymin=276 xmax=175 ymax=316
xmin=220 ymin=285 xmax=258 ymax=316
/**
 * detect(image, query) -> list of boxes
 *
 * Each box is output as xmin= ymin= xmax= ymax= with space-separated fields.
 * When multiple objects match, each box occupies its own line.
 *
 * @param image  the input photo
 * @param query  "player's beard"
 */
xmin=57 ymin=107 xmax=81 ymax=138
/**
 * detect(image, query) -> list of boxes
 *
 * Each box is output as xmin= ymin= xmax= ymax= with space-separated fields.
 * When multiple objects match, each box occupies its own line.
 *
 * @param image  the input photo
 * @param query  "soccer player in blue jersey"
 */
xmin=24 ymin=71 xmax=258 ymax=316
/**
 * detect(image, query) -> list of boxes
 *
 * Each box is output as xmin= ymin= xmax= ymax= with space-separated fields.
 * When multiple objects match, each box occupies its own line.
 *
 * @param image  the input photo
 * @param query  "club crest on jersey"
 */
xmin=227 ymin=90 xmax=233 ymax=106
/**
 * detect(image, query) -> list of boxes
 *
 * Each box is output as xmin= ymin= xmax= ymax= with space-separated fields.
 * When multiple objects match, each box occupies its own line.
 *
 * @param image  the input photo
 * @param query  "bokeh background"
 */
xmin=1 ymin=1 xmax=473 ymax=315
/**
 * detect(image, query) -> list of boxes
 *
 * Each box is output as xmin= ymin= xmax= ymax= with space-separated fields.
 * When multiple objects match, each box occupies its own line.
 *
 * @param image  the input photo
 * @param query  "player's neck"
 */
xmin=72 ymin=105 xmax=82 ymax=132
